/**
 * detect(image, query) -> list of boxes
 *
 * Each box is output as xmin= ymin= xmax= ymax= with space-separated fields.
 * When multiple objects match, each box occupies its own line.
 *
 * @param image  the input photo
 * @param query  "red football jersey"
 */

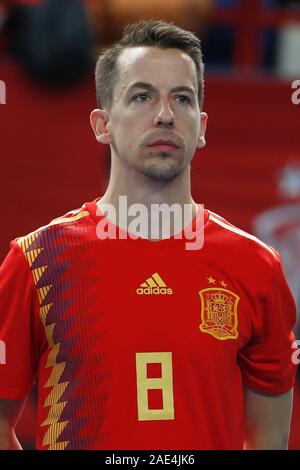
xmin=0 ymin=197 xmax=297 ymax=449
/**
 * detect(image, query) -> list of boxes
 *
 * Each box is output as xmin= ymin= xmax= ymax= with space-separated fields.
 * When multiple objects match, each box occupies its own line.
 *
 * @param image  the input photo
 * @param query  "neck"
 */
xmin=97 ymin=158 xmax=198 ymax=240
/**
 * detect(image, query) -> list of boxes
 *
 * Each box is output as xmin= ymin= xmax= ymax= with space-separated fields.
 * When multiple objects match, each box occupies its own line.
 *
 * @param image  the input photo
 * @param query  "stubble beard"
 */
xmin=139 ymin=150 xmax=185 ymax=181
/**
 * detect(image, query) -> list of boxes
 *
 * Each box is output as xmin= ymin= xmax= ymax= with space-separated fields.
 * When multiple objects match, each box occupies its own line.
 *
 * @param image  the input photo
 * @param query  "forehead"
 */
xmin=115 ymin=46 xmax=198 ymax=97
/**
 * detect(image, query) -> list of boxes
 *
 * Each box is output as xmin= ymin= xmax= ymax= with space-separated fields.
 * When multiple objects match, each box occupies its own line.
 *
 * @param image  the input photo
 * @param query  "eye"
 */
xmin=132 ymin=93 xmax=150 ymax=102
xmin=176 ymin=95 xmax=191 ymax=104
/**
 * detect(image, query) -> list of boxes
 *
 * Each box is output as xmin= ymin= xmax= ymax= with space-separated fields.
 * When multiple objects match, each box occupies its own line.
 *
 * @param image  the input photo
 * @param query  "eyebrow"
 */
xmin=125 ymin=81 xmax=196 ymax=97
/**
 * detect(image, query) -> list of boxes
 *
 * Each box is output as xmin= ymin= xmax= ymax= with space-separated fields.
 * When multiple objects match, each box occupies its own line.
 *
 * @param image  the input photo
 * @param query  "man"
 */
xmin=0 ymin=20 xmax=297 ymax=450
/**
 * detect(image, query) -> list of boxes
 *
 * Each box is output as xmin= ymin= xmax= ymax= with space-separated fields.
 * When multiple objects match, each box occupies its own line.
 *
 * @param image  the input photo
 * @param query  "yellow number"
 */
xmin=135 ymin=352 xmax=174 ymax=421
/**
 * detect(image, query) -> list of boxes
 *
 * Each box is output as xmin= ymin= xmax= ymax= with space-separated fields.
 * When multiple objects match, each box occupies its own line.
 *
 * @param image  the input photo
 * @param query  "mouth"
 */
xmin=148 ymin=140 xmax=180 ymax=151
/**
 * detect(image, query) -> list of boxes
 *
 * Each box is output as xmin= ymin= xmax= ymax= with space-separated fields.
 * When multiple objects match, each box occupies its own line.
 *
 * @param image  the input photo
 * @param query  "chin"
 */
xmin=141 ymin=162 xmax=183 ymax=181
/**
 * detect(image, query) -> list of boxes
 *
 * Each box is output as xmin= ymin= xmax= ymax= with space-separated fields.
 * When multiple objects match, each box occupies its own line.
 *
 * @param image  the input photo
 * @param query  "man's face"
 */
xmin=95 ymin=46 xmax=206 ymax=181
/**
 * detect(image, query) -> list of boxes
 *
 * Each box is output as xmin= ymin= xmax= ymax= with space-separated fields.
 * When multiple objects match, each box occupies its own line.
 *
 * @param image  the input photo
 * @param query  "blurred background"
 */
xmin=0 ymin=0 xmax=299 ymax=450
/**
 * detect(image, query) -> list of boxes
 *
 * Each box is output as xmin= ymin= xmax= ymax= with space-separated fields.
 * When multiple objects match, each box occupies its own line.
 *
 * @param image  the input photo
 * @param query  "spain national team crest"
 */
xmin=198 ymin=288 xmax=240 ymax=340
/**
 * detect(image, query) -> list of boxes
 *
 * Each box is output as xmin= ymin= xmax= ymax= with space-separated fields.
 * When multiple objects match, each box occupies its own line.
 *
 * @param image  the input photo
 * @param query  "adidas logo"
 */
xmin=136 ymin=272 xmax=173 ymax=295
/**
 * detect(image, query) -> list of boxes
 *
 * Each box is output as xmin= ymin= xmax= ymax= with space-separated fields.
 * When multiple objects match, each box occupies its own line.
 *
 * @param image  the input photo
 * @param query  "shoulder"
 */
xmin=206 ymin=209 xmax=280 ymax=272
xmin=13 ymin=203 xmax=93 ymax=258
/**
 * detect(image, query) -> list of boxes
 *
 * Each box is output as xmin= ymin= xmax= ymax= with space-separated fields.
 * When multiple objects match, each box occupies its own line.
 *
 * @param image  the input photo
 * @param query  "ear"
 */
xmin=90 ymin=108 xmax=112 ymax=144
xmin=196 ymin=112 xmax=208 ymax=149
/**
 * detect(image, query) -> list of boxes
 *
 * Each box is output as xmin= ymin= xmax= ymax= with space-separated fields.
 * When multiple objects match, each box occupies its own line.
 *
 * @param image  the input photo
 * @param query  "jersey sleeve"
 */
xmin=237 ymin=251 xmax=297 ymax=395
xmin=0 ymin=240 xmax=44 ymax=399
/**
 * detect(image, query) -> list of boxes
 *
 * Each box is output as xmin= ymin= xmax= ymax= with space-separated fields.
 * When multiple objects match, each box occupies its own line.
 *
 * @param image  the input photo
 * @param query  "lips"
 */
xmin=149 ymin=139 xmax=179 ymax=148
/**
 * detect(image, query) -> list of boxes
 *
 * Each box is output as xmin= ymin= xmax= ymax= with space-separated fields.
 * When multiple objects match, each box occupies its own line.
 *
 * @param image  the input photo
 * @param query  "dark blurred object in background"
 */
xmin=3 ymin=0 xmax=92 ymax=87
xmin=202 ymin=0 xmax=300 ymax=73
xmin=278 ymin=0 xmax=300 ymax=6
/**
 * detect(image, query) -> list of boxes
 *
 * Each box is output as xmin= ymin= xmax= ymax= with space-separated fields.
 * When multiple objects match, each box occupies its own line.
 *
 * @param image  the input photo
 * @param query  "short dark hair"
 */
xmin=95 ymin=20 xmax=204 ymax=110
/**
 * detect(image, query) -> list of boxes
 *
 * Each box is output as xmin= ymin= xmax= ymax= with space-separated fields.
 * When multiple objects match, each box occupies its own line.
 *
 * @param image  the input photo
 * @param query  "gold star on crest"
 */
xmin=207 ymin=276 xmax=216 ymax=284
xmin=220 ymin=280 xmax=227 ymax=287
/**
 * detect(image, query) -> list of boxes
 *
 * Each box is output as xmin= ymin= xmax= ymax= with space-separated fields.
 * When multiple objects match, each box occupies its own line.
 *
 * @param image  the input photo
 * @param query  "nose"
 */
xmin=154 ymin=99 xmax=174 ymax=128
